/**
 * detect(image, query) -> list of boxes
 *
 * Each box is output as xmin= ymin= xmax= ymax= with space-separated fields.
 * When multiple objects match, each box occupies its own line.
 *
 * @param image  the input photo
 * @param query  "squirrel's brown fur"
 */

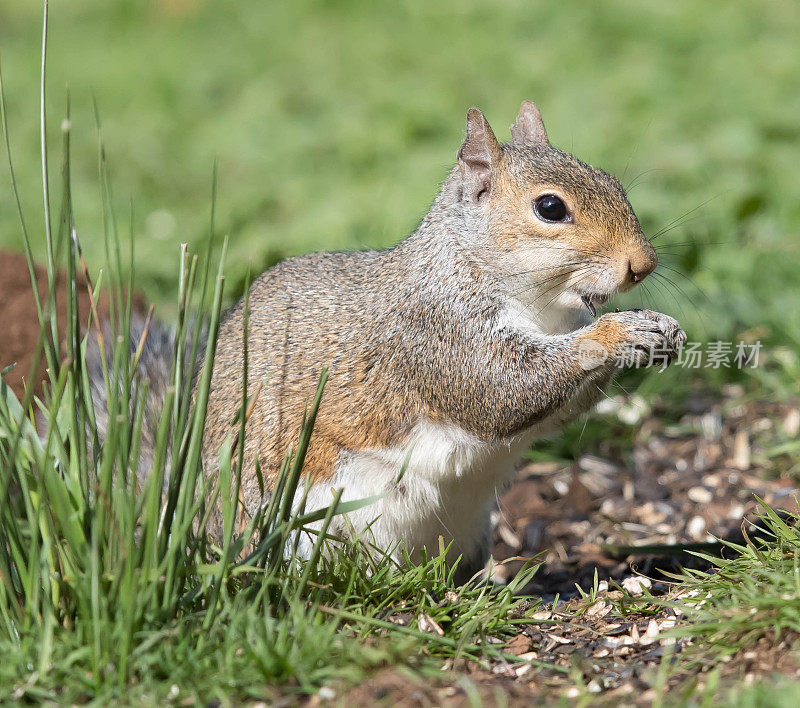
xmin=92 ymin=101 xmax=686 ymax=578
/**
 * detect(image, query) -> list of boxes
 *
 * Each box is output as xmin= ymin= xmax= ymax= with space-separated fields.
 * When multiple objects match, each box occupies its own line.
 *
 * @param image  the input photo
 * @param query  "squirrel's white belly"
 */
xmin=295 ymin=419 xmax=547 ymax=565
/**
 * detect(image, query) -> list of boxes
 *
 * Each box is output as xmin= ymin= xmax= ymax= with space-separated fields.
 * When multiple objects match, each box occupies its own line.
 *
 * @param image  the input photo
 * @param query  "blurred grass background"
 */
xmin=1 ymin=0 xmax=799 ymax=347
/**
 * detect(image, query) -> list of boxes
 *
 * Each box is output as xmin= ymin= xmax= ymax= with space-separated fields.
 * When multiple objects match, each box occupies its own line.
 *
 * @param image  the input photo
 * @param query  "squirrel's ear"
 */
xmin=457 ymin=107 xmax=502 ymax=203
xmin=510 ymin=100 xmax=549 ymax=146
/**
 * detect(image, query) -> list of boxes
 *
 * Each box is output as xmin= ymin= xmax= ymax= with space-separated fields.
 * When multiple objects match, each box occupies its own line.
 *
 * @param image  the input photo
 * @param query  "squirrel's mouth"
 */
xmin=580 ymin=293 xmax=609 ymax=317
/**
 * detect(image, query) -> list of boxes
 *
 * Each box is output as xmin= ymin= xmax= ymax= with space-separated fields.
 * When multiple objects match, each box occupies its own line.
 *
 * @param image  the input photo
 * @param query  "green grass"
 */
xmin=2 ymin=0 xmax=800 ymax=704
xmin=617 ymin=505 xmax=800 ymax=706
xmin=0 ymin=121 xmax=543 ymax=703
xmin=673 ymin=505 xmax=800 ymax=656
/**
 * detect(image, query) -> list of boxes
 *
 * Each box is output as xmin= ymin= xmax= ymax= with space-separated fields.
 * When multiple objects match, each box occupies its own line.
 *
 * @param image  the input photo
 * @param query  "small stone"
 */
xmin=622 ymin=576 xmax=652 ymax=596
xmin=686 ymin=515 xmax=707 ymax=539
xmin=728 ymin=503 xmax=745 ymax=520
xmin=505 ymin=634 xmax=533 ymax=656
xmin=515 ymin=663 xmax=533 ymax=678
xmin=553 ymin=479 xmax=570 ymax=496
xmin=318 ymin=686 xmax=336 ymax=701
xmin=587 ymin=679 xmax=602 ymax=693
xmin=687 ymin=486 xmax=713 ymax=504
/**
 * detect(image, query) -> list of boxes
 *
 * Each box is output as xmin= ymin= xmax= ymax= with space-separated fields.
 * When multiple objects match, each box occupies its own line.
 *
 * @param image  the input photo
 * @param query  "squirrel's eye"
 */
xmin=533 ymin=194 xmax=569 ymax=223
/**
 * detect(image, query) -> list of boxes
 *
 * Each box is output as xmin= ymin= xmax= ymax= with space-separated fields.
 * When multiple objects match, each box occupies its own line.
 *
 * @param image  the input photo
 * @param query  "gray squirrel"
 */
xmin=99 ymin=101 xmax=686 ymax=580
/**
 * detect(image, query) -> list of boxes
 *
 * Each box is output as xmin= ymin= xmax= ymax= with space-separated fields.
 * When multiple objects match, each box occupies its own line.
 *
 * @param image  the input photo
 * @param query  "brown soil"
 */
xmin=491 ymin=387 xmax=800 ymax=598
xmin=328 ymin=629 xmax=800 ymax=706
xmin=0 ymin=249 xmax=144 ymax=402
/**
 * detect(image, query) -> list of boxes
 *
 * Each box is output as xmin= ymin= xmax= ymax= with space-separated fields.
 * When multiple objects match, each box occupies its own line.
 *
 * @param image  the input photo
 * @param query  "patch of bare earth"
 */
xmin=492 ymin=387 xmax=799 ymax=596
xmin=0 ymin=249 xmax=144 ymax=401
xmin=321 ymin=630 xmax=799 ymax=706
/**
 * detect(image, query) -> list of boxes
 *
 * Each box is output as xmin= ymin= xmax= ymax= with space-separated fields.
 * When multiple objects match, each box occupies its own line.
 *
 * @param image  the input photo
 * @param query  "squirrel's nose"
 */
xmin=627 ymin=247 xmax=657 ymax=284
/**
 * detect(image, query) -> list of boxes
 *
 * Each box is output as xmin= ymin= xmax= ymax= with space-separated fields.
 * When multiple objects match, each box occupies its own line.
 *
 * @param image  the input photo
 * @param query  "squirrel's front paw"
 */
xmin=579 ymin=309 xmax=686 ymax=370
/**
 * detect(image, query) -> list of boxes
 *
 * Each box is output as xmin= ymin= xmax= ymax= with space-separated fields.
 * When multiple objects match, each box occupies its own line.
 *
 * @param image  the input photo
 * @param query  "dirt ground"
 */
xmin=1 ymin=251 xmax=798 ymax=704
xmin=0 ymin=250 xmax=143 ymax=401
xmin=493 ymin=387 xmax=800 ymax=598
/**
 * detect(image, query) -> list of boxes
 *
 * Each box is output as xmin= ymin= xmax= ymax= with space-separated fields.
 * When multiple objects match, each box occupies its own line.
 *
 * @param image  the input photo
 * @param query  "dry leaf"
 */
xmin=417 ymin=614 xmax=444 ymax=636
xmin=732 ymin=428 xmax=751 ymax=470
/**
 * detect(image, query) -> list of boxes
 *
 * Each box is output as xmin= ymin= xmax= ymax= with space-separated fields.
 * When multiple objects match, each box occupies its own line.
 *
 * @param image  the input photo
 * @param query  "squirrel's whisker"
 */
xmin=491 ymin=260 xmax=599 ymax=292
xmin=536 ymin=272 xmax=595 ymax=315
xmin=656 ymin=263 xmax=711 ymax=302
xmin=526 ymin=264 xmax=597 ymax=315
xmin=649 ymin=193 xmax=721 ymax=242
xmin=649 ymin=214 xmax=705 ymax=242
xmin=650 ymin=271 xmax=708 ymax=336
xmin=645 ymin=275 xmax=693 ymax=333
xmin=623 ymin=167 xmax=664 ymax=193
xmin=509 ymin=264 xmax=594 ymax=303
xmin=652 ymin=239 xmax=728 ymax=251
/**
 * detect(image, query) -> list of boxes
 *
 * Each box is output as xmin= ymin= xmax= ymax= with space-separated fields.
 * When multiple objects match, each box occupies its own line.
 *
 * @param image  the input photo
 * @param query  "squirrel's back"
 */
xmin=203 ymin=245 xmax=440 ymax=525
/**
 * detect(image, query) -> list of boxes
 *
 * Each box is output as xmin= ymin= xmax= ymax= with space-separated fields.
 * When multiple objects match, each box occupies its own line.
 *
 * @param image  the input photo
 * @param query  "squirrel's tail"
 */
xmin=86 ymin=315 xmax=200 ymax=487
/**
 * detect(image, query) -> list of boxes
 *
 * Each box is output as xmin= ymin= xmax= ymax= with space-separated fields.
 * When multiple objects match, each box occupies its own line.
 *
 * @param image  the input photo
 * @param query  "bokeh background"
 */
xmin=1 ymin=0 xmax=799 ymax=350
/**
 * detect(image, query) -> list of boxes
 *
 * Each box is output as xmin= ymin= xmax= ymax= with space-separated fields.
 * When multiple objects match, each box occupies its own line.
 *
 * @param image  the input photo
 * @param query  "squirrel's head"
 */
xmin=456 ymin=101 xmax=657 ymax=319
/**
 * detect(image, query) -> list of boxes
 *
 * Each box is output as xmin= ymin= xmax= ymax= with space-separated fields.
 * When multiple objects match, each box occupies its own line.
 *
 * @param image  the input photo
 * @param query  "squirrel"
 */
xmin=93 ymin=101 xmax=686 ymax=581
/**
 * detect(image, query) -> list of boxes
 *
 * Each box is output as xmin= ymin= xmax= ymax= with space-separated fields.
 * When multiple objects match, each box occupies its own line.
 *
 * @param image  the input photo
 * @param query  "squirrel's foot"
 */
xmin=579 ymin=309 xmax=685 ymax=370
xmin=612 ymin=308 xmax=686 ymax=368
